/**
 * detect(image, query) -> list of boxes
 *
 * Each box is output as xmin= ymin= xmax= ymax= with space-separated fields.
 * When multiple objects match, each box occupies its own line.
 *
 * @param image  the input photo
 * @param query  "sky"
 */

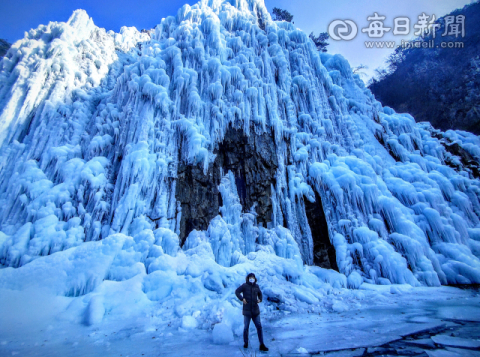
xmin=0 ymin=0 xmax=474 ymax=79
xmin=264 ymin=0 xmax=474 ymax=79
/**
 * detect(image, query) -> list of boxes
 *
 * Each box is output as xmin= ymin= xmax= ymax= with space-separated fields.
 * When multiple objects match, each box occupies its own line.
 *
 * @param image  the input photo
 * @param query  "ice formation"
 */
xmin=0 ymin=0 xmax=480 ymax=334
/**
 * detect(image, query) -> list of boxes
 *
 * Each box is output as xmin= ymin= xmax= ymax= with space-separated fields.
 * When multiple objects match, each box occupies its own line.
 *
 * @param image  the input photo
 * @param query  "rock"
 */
xmin=175 ymin=124 xmax=338 ymax=269
xmin=304 ymin=189 xmax=338 ymax=270
xmin=176 ymin=125 xmax=278 ymax=244
xmin=175 ymin=161 xmax=222 ymax=246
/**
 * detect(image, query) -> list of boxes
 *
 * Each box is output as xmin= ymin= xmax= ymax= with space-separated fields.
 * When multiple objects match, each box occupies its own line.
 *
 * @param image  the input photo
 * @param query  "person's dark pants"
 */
xmin=243 ymin=314 xmax=264 ymax=345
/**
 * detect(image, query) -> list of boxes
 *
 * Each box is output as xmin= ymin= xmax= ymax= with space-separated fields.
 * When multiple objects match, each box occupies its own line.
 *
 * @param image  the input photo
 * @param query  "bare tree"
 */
xmin=352 ymin=64 xmax=369 ymax=78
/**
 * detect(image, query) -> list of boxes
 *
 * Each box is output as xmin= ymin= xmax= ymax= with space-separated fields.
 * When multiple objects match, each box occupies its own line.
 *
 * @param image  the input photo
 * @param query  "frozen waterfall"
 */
xmin=0 ymin=0 xmax=480 ymax=328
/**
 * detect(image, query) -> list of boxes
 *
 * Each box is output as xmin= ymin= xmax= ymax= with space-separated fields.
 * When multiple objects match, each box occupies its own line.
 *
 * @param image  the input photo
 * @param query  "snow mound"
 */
xmin=213 ymin=322 xmax=234 ymax=344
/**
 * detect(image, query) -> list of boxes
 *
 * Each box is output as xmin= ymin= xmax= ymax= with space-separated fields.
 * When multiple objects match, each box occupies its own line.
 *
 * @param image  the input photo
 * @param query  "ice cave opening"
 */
xmin=304 ymin=189 xmax=337 ymax=270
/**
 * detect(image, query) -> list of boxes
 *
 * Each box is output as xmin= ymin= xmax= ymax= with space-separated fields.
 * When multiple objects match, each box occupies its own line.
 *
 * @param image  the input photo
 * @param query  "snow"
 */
xmin=182 ymin=315 xmax=199 ymax=329
xmin=0 ymin=0 xmax=479 ymax=352
xmin=297 ymin=347 xmax=309 ymax=353
xmin=0 ymin=282 xmax=479 ymax=356
xmin=212 ymin=322 xmax=234 ymax=344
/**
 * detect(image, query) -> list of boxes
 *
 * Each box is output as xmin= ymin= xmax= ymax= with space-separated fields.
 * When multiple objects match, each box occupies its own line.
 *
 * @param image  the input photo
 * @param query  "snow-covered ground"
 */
xmin=1 ymin=285 xmax=479 ymax=356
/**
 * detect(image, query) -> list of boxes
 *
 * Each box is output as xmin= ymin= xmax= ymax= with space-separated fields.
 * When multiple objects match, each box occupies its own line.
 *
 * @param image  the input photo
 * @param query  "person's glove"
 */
xmin=257 ymin=299 xmax=262 ymax=303
xmin=243 ymin=298 xmax=247 ymax=305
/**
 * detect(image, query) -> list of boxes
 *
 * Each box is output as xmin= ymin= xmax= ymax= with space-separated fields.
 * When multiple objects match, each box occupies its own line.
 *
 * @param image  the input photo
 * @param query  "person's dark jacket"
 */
xmin=235 ymin=279 xmax=263 ymax=317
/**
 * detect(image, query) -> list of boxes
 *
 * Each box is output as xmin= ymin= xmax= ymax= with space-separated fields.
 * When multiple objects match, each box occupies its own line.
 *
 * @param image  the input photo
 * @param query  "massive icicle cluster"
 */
xmin=1 ymin=0 xmax=480 ymax=331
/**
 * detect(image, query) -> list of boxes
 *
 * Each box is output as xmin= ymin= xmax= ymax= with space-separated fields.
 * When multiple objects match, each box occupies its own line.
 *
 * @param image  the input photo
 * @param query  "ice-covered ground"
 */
xmin=1 ymin=284 xmax=479 ymax=356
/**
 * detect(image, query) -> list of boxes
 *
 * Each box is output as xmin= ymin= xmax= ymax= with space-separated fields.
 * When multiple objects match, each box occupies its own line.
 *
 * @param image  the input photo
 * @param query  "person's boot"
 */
xmin=243 ymin=342 xmax=248 ymax=348
xmin=259 ymin=344 xmax=269 ymax=352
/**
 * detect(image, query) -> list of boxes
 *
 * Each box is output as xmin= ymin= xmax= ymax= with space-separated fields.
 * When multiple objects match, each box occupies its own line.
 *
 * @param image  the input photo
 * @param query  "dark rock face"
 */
xmin=176 ymin=125 xmax=337 ymax=270
xmin=175 ymin=162 xmax=222 ymax=246
xmin=175 ymin=125 xmax=278 ymax=245
xmin=216 ymin=126 xmax=278 ymax=227
xmin=304 ymin=190 xmax=338 ymax=270
xmin=430 ymin=130 xmax=480 ymax=179
xmin=442 ymin=141 xmax=480 ymax=179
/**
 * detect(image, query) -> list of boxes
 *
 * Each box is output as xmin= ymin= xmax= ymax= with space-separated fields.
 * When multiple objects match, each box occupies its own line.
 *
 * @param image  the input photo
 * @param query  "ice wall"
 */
xmin=0 ymin=0 xmax=479 ymax=304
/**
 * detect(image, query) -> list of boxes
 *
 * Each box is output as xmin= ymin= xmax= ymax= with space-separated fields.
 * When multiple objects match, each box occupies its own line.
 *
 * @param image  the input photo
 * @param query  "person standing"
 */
xmin=235 ymin=273 xmax=269 ymax=352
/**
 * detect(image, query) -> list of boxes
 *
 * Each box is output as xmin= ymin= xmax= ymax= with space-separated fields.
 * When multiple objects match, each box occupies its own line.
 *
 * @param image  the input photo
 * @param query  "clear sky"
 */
xmin=0 ymin=0 xmax=473 ymax=79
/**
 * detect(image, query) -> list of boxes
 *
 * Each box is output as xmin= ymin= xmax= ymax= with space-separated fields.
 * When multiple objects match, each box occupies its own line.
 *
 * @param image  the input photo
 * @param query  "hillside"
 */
xmin=369 ymin=1 xmax=480 ymax=134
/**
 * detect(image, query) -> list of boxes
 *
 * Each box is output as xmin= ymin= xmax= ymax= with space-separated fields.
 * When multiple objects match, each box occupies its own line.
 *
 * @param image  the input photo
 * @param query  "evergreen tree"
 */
xmin=0 ymin=39 xmax=11 ymax=58
xmin=272 ymin=8 xmax=293 ymax=22
xmin=309 ymin=32 xmax=329 ymax=52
